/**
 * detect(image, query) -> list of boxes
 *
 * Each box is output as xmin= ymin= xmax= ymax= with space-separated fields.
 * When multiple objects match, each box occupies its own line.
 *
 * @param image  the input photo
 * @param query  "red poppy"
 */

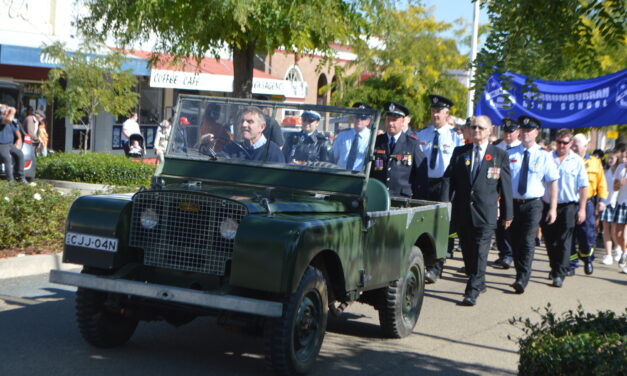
xmin=485 ymin=154 xmax=493 ymax=161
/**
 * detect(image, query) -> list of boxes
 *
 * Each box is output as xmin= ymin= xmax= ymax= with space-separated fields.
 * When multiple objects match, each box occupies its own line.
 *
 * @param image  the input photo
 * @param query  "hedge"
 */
xmin=510 ymin=304 xmax=626 ymax=376
xmin=36 ymin=152 xmax=154 ymax=186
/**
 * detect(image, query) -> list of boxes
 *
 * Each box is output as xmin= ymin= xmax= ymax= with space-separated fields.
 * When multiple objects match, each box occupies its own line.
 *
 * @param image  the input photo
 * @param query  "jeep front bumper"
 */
xmin=49 ymin=269 xmax=283 ymax=318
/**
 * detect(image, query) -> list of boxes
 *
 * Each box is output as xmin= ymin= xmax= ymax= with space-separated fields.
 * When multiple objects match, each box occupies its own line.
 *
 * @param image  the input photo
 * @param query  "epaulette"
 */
xmin=407 ymin=133 xmax=418 ymax=140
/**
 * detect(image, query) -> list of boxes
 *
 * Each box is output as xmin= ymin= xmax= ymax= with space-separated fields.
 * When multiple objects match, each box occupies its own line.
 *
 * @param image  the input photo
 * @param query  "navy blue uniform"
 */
xmin=370 ymin=132 xmax=428 ymax=199
xmin=283 ymin=131 xmax=331 ymax=163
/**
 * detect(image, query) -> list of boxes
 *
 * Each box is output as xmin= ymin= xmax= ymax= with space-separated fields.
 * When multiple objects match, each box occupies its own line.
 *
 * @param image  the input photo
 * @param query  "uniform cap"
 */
xmin=301 ymin=110 xmax=321 ymax=122
xmin=352 ymin=102 xmax=373 ymax=119
xmin=384 ymin=101 xmax=409 ymax=117
xmin=517 ymin=115 xmax=541 ymax=129
xmin=429 ymin=94 xmax=454 ymax=109
xmin=502 ymin=117 xmax=519 ymax=132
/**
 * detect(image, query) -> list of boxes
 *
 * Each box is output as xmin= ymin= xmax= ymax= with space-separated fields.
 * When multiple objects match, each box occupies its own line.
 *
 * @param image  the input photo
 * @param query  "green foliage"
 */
xmin=0 ymin=181 xmax=79 ymax=250
xmin=510 ymin=304 xmax=627 ymax=376
xmin=475 ymin=0 xmax=626 ymax=99
xmin=42 ymin=40 xmax=139 ymax=149
xmin=77 ymin=0 xmax=393 ymax=97
xmin=331 ymin=5 xmax=469 ymax=128
xmin=36 ymin=152 xmax=154 ymax=187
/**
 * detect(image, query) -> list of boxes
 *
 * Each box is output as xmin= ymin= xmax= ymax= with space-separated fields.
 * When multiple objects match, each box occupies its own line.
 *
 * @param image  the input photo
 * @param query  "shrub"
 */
xmin=36 ymin=152 xmax=154 ymax=186
xmin=0 ymin=181 xmax=79 ymax=251
xmin=510 ymin=304 xmax=627 ymax=376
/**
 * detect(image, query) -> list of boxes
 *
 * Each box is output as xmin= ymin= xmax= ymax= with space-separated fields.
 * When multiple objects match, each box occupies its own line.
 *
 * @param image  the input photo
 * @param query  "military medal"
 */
xmin=465 ymin=156 xmax=471 ymax=166
xmin=487 ymin=167 xmax=501 ymax=179
xmin=375 ymin=159 xmax=384 ymax=170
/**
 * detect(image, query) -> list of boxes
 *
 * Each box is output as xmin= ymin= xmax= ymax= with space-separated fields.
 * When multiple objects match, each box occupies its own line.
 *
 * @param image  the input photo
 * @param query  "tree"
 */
xmin=77 ymin=0 xmax=392 ymax=98
xmin=331 ymin=5 xmax=469 ymax=127
xmin=42 ymin=41 xmax=139 ymax=151
xmin=474 ymin=0 xmax=626 ymax=96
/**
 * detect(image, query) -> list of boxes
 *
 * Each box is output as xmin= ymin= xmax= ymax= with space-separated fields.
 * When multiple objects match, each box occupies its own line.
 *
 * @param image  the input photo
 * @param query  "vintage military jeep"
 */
xmin=50 ymin=96 xmax=450 ymax=375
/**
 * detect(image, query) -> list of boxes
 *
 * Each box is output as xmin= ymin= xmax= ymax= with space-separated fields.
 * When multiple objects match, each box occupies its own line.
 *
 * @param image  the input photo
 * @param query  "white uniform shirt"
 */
xmin=332 ymin=127 xmax=371 ymax=171
xmin=542 ymin=150 xmax=588 ymax=204
xmin=508 ymin=144 xmax=559 ymax=200
xmin=416 ymin=124 xmax=463 ymax=178
xmin=495 ymin=139 xmax=521 ymax=151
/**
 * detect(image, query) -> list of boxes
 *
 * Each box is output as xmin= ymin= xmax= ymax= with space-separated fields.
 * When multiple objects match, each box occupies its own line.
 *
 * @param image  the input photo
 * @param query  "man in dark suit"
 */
xmin=442 ymin=115 xmax=513 ymax=306
xmin=370 ymin=102 xmax=428 ymax=199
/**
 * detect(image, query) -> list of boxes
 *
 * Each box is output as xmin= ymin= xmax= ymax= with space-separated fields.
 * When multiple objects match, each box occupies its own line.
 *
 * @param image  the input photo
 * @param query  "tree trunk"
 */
xmin=231 ymin=41 xmax=256 ymax=99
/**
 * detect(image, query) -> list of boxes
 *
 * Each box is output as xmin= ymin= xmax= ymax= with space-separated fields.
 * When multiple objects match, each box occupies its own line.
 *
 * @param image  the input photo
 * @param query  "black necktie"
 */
xmin=389 ymin=135 xmax=396 ymax=153
xmin=471 ymin=145 xmax=481 ymax=181
xmin=518 ymin=150 xmax=529 ymax=195
xmin=430 ymin=131 xmax=439 ymax=169
xmin=346 ymin=132 xmax=360 ymax=170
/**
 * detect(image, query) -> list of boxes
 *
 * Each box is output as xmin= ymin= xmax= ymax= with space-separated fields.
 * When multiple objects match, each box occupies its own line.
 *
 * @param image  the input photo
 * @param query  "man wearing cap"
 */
xmin=222 ymin=106 xmax=285 ymax=163
xmin=370 ymin=102 xmax=428 ymax=199
xmin=332 ymin=102 xmax=372 ymax=171
xmin=283 ymin=111 xmax=331 ymax=164
xmin=416 ymin=94 xmax=464 ymax=283
xmin=507 ymin=115 xmax=559 ymax=294
xmin=492 ymin=118 xmax=521 ymax=269
xmin=442 ymin=115 xmax=513 ymax=306
xmin=569 ymin=133 xmax=608 ymax=275
xmin=540 ymin=129 xmax=588 ymax=288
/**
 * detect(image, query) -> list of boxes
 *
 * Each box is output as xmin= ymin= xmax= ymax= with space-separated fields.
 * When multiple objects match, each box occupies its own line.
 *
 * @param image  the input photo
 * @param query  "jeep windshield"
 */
xmin=166 ymin=96 xmax=379 ymax=176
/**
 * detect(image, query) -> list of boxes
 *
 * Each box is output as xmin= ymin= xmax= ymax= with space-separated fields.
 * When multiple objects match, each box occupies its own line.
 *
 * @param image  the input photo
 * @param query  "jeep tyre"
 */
xmin=75 ymin=287 xmax=138 ymax=348
xmin=265 ymin=266 xmax=328 ymax=375
xmin=378 ymin=247 xmax=425 ymax=338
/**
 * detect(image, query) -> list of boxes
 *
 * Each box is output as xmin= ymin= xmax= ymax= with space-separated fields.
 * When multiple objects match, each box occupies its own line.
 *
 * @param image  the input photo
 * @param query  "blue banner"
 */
xmin=475 ymin=69 xmax=627 ymax=128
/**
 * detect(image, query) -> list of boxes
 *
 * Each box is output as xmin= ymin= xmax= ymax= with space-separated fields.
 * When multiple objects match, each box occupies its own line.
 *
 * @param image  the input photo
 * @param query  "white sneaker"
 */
xmin=619 ymin=253 xmax=627 ymax=268
xmin=601 ymin=255 xmax=613 ymax=265
xmin=620 ymin=265 xmax=627 ymax=274
xmin=614 ymin=247 xmax=623 ymax=262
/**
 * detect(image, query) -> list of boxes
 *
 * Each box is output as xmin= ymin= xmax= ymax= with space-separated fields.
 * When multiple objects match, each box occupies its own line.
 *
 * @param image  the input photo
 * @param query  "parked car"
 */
xmin=50 ymin=96 xmax=450 ymax=375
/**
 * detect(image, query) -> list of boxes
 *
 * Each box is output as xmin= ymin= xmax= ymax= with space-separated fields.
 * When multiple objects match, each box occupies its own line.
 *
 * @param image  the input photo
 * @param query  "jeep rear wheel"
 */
xmin=265 ymin=266 xmax=328 ymax=375
xmin=75 ymin=287 xmax=138 ymax=348
xmin=378 ymin=247 xmax=425 ymax=338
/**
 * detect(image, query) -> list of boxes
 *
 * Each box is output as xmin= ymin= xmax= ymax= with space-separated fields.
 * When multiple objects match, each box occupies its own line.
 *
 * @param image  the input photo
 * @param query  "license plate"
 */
xmin=65 ymin=232 xmax=118 ymax=252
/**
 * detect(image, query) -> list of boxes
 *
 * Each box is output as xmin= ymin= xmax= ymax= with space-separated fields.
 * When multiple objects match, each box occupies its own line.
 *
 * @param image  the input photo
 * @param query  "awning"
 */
xmin=130 ymin=51 xmax=307 ymax=99
xmin=0 ymin=44 xmax=150 ymax=76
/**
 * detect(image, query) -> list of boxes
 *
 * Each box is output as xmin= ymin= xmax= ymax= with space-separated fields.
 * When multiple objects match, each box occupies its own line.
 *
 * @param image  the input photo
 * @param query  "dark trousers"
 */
xmin=508 ymin=199 xmax=543 ymax=288
xmin=541 ymin=202 xmax=577 ymax=279
xmin=427 ymin=178 xmax=446 ymax=275
xmin=458 ymin=222 xmax=494 ymax=296
xmin=495 ymin=220 xmax=513 ymax=261
xmin=570 ymin=199 xmax=595 ymax=267
xmin=0 ymin=143 xmax=24 ymax=181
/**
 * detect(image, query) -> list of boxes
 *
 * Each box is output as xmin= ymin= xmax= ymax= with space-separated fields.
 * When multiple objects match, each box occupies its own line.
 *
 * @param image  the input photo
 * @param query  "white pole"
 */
xmin=467 ymin=0 xmax=481 ymax=118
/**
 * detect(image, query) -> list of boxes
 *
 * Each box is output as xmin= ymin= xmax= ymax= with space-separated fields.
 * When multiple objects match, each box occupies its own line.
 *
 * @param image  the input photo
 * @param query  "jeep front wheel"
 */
xmin=378 ymin=247 xmax=425 ymax=338
xmin=265 ymin=266 xmax=328 ymax=375
xmin=75 ymin=287 xmax=138 ymax=348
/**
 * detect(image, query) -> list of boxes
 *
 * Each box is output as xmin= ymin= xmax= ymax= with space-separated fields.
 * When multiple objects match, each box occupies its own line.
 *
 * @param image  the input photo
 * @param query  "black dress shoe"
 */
xmin=584 ymin=262 xmax=593 ymax=275
xmin=552 ymin=277 xmax=563 ymax=287
xmin=461 ymin=295 xmax=477 ymax=306
xmin=493 ymin=258 xmax=512 ymax=269
xmin=511 ymin=281 xmax=525 ymax=294
xmin=425 ymin=270 xmax=438 ymax=284
xmin=566 ymin=268 xmax=576 ymax=277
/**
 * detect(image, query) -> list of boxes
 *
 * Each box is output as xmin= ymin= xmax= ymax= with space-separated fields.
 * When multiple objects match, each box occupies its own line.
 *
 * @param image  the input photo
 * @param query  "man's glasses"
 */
xmin=556 ymin=140 xmax=571 ymax=145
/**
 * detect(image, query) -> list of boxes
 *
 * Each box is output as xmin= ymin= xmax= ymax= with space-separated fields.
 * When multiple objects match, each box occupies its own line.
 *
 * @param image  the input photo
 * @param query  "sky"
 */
xmin=420 ymin=0 xmax=490 ymax=55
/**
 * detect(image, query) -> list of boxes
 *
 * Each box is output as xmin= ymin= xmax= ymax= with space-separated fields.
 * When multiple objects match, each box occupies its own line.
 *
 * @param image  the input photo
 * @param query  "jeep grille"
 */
xmin=129 ymin=191 xmax=248 ymax=275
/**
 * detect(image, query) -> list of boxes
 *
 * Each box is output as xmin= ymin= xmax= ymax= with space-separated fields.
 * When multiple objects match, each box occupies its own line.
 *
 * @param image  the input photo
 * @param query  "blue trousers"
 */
xmin=569 ymin=199 xmax=595 ymax=268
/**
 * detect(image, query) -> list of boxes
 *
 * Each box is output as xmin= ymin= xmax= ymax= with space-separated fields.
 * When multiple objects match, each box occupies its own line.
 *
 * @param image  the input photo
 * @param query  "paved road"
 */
xmin=0 ymin=247 xmax=625 ymax=376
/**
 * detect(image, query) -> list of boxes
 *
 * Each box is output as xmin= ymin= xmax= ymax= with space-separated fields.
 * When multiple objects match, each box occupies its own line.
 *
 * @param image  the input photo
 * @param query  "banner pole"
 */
xmin=467 ymin=0 xmax=481 ymax=118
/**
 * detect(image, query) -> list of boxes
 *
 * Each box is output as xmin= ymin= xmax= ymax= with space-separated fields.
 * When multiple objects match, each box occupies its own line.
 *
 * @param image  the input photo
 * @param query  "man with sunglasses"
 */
xmin=442 ymin=116 xmax=513 ymax=306
xmin=506 ymin=115 xmax=559 ymax=294
xmin=540 ymin=129 xmax=588 ymax=288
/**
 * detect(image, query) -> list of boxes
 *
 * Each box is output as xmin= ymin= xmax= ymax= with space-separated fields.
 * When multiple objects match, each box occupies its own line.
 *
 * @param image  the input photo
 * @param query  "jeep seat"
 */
xmin=365 ymin=179 xmax=390 ymax=212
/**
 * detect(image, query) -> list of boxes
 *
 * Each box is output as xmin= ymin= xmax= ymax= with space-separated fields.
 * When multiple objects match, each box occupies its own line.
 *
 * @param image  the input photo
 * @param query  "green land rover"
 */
xmin=50 ymin=96 xmax=451 ymax=375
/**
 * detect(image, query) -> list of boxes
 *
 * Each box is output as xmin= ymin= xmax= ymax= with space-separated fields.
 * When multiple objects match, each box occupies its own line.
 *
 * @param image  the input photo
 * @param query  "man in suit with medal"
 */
xmin=370 ymin=102 xmax=428 ymax=199
xmin=442 ymin=115 xmax=513 ymax=306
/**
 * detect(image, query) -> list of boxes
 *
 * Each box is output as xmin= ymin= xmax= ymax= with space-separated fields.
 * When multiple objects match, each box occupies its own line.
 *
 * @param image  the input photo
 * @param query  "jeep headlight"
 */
xmin=140 ymin=208 xmax=159 ymax=229
xmin=219 ymin=217 xmax=239 ymax=240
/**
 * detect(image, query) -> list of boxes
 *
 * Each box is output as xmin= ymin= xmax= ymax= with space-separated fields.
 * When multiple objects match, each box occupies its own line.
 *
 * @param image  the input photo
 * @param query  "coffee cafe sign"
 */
xmin=150 ymin=69 xmax=307 ymax=99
